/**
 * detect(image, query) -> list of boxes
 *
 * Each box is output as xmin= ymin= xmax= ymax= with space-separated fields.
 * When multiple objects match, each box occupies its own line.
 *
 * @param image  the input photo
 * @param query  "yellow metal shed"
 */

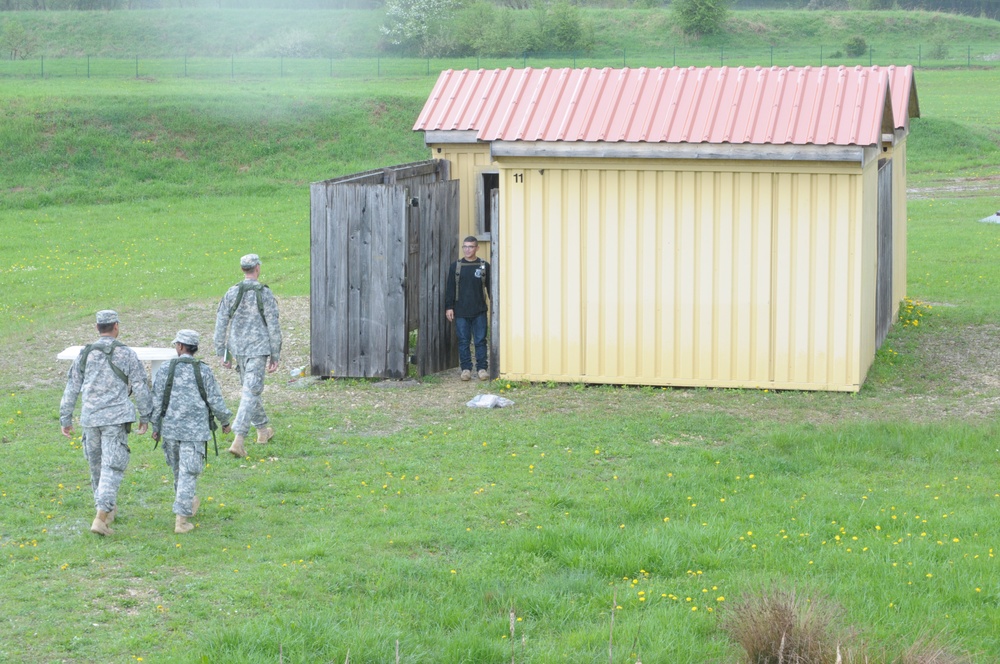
xmin=414 ymin=65 xmax=919 ymax=391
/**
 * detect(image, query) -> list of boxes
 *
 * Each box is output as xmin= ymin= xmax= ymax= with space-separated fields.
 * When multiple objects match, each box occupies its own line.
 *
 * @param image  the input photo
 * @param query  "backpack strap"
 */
xmin=79 ymin=340 xmax=128 ymax=385
xmin=229 ymin=281 xmax=267 ymax=326
xmin=157 ymin=357 xmax=218 ymax=455
xmin=454 ymin=259 xmax=487 ymax=302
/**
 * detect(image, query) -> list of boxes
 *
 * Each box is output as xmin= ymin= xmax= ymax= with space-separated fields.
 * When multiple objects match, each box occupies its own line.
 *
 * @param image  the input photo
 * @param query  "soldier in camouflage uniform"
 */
xmin=60 ymin=310 xmax=154 ymax=536
xmin=151 ymin=329 xmax=232 ymax=534
xmin=213 ymin=253 xmax=282 ymax=458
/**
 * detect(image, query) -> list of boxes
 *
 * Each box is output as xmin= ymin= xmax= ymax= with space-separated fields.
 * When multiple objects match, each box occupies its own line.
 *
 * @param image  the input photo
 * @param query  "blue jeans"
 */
xmin=455 ymin=314 xmax=488 ymax=371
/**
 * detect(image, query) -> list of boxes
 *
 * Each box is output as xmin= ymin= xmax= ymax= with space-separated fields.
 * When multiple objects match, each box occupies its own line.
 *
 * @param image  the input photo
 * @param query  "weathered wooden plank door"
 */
xmin=310 ymin=183 xmax=408 ymax=378
xmin=875 ymin=159 xmax=894 ymax=350
xmin=415 ymin=180 xmax=460 ymax=377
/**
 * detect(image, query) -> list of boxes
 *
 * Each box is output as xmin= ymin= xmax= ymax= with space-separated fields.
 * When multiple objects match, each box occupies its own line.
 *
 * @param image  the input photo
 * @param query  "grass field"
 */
xmin=1 ymin=8 xmax=999 ymax=69
xmin=1 ymin=64 xmax=1000 ymax=662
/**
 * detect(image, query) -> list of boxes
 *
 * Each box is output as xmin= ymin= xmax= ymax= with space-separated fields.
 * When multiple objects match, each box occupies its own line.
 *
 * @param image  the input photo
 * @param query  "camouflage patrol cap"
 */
xmin=172 ymin=329 xmax=200 ymax=347
xmin=240 ymin=253 xmax=261 ymax=270
xmin=96 ymin=310 xmax=119 ymax=325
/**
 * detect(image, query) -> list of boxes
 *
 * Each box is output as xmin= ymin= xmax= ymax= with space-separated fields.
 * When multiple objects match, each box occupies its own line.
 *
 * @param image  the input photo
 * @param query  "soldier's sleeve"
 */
xmin=202 ymin=366 xmax=233 ymax=427
xmin=263 ymin=288 xmax=282 ymax=364
xmin=150 ymin=363 xmax=167 ymax=435
xmin=125 ymin=351 xmax=154 ymax=424
xmin=59 ymin=356 xmax=85 ymax=428
xmin=484 ymin=261 xmax=491 ymax=298
xmin=213 ymin=291 xmax=232 ymax=358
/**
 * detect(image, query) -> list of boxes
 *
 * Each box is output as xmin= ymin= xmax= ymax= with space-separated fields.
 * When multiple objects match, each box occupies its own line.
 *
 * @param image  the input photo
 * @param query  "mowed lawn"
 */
xmin=1 ymin=70 xmax=1000 ymax=663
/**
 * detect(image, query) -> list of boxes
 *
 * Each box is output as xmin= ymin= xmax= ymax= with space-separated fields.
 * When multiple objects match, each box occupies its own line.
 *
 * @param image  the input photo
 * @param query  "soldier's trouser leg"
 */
xmin=83 ymin=424 xmax=130 ymax=513
xmin=163 ymin=439 xmax=205 ymax=517
xmin=233 ymin=355 xmax=268 ymax=435
xmin=82 ymin=428 xmax=102 ymax=503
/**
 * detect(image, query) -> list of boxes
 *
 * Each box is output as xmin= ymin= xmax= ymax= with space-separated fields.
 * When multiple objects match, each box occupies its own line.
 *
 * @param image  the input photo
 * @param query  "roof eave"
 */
xmin=491 ymin=140 xmax=873 ymax=164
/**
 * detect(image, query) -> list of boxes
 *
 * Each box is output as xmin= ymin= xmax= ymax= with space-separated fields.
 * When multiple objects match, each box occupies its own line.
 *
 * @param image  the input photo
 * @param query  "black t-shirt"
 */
xmin=444 ymin=258 xmax=490 ymax=318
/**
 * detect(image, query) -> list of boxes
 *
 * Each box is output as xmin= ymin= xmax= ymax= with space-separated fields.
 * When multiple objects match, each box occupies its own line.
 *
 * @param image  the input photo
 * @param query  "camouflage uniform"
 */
xmin=213 ymin=254 xmax=282 ymax=436
xmin=60 ymin=317 xmax=153 ymax=514
xmin=151 ymin=335 xmax=232 ymax=518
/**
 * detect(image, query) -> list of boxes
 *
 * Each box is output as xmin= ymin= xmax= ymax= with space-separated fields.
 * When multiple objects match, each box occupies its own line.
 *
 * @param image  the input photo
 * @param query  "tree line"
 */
xmin=2 ymin=0 xmax=998 ymax=14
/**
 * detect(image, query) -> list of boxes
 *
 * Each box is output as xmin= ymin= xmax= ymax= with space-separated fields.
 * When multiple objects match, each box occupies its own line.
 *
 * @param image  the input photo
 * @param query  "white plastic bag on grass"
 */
xmin=466 ymin=394 xmax=514 ymax=408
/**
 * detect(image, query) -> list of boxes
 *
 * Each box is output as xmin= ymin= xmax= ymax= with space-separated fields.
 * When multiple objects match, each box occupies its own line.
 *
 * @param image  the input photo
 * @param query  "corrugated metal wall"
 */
xmin=430 ymin=143 xmax=493 ymax=240
xmin=498 ymin=158 xmax=873 ymax=391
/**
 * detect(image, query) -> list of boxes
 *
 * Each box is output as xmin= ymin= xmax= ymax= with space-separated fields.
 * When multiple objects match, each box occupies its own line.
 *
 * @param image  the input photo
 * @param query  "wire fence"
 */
xmin=2 ymin=44 xmax=998 ymax=79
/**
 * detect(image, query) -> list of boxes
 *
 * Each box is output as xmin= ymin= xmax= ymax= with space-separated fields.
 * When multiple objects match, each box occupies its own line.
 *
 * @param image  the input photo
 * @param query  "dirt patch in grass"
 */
xmin=12 ymin=296 xmax=1000 ymax=435
xmin=908 ymin=174 xmax=1000 ymax=200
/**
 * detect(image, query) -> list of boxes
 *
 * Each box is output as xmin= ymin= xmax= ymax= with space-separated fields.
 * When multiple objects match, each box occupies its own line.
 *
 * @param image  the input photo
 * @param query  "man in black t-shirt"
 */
xmin=444 ymin=236 xmax=491 ymax=381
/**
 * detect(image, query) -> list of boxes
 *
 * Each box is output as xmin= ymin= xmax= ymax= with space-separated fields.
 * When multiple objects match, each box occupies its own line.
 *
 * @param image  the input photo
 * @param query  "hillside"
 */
xmin=1 ymin=8 xmax=999 ymax=58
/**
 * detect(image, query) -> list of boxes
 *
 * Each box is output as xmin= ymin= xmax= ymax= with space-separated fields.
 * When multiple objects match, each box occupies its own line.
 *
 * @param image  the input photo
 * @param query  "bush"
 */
xmin=672 ymin=0 xmax=731 ymax=36
xmin=845 ymin=34 xmax=867 ymax=56
xmin=530 ymin=1 xmax=595 ymax=54
xmin=928 ymin=41 xmax=949 ymax=59
xmin=452 ymin=2 xmax=534 ymax=57
xmin=721 ymin=588 xmax=845 ymax=664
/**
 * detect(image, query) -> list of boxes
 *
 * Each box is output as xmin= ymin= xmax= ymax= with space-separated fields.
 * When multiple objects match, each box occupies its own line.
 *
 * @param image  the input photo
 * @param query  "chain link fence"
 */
xmin=2 ymin=44 xmax=998 ymax=79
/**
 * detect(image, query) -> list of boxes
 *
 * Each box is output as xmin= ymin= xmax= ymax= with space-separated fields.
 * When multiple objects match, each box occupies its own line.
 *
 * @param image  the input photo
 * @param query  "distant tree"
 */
xmin=672 ymin=0 xmax=730 ymax=36
xmin=380 ymin=0 xmax=463 ymax=56
xmin=451 ymin=1 xmax=532 ymax=57
xmin=1 ymin=20 xmax=36 ymax=59
xmin=532 ymin=0 xmax=593 ymax=53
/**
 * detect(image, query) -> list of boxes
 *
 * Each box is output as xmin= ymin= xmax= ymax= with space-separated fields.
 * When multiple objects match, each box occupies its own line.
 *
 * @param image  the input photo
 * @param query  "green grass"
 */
xmin=2 ymin=8 xmax=1000 ymax=64
xmin=3 ymin=53 xmax=1000 ymax=664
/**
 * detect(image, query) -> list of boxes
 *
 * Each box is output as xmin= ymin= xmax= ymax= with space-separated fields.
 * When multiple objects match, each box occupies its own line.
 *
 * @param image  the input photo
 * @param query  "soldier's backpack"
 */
xmin=78 ymin=340 xmax=128 ymax=384
xmin=229 ymin=281 xmax=268 ymax=327
xmin=155 ymin=356 xmax=219 ymax=456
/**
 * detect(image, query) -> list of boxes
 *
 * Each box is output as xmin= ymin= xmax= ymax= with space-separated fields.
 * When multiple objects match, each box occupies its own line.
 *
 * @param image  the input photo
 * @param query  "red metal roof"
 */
xmin=886 ymin=64 xmax=918 ymax=132
xmin=414 ymin=65 xmax=916 ymax=147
